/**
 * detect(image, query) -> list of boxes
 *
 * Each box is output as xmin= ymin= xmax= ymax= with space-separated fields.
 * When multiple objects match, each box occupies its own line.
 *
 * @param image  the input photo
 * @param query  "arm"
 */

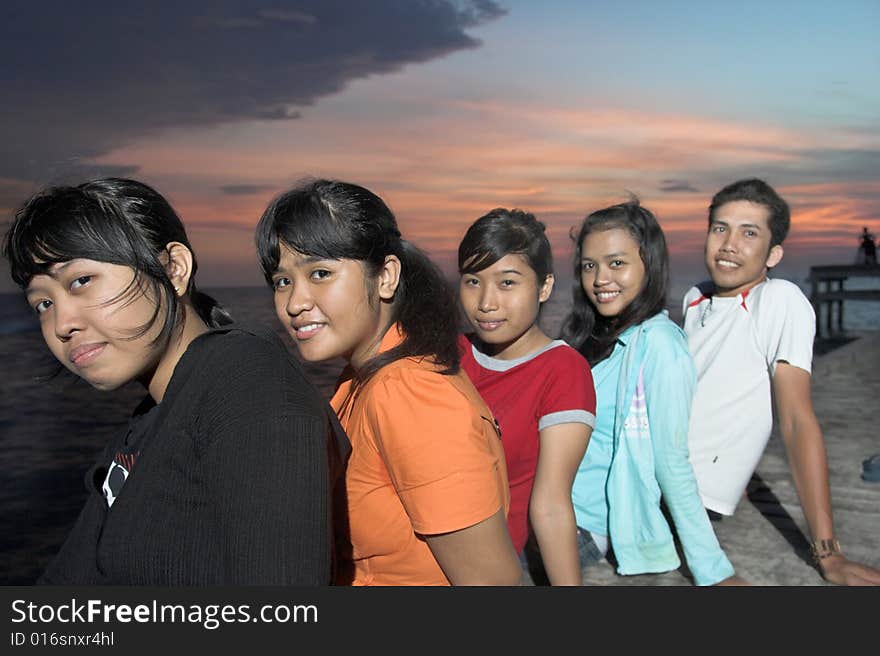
xmin=773 ymin=363 xmax=880 ymax=585
xmin=529 ymin=422 xmax=591 ymax=585
xmin=643 ymin=327 xmax=738 ymax=586
xmin=425 ymin=509 xmax=522 ymax=586
xmin=370 ymin=369 xmax=520 ymax=586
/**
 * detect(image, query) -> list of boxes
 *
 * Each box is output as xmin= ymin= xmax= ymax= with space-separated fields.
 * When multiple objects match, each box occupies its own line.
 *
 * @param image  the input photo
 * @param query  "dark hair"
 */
xmin=457 ymin=208 xmax=553 ymax=283
xmin=560 ymin=199 xmax=668 ymax=365
xmin=254 ymin=179 xmax=459 ymax=383
xmin=2 ymin=178 xmax=232 ymax=349
xmin=708 ymin=178 xmax=790 ymax=247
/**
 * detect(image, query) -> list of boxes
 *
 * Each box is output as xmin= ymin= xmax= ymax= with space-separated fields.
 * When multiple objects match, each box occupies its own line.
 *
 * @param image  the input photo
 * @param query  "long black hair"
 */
xmin=3 ymin=178 xmax=232 ymax=348
xmin=560 ymin=199 xmax=668 ymax=365
xmin=255 ymin=178 xmax=459 ymax=383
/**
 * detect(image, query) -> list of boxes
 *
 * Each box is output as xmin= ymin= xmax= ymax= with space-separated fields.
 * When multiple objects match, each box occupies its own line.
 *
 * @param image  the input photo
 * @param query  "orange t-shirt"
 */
xmin=331 ymin=325 xmax=510 ymax=586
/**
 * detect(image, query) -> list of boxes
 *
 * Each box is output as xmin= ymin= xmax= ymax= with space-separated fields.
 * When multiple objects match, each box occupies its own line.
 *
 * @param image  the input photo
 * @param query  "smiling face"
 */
xmin=579 ymin=228 xmax=646 ymax=318
xmin=705 ymin=200 xmax=783 ymax=297
xmin=271 ymin=243 xmax=398 ymax=367
xmin=459 ymin=253 xmax=553 ymax=359
xmin=25 ymin=259 xmax=166 ymax=391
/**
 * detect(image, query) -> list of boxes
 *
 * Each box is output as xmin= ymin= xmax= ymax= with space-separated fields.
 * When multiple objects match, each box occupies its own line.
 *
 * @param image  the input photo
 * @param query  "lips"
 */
xmin=715 ymin=258 xmax=741 ymax=270
xmin=594 ymin=290 xmax=621 ymax=303
xmin=476 ymin=319 xmax=505 ymax=331
xmin=292 ymin=321 xmax=325 ymax=340
xmin=69 ymin=342 xmax=106 ymax=366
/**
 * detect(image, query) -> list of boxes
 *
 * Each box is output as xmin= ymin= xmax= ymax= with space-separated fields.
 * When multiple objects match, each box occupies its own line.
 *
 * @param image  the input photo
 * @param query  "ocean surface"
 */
xmin=2 ymin=275 xmax=879 ymax=584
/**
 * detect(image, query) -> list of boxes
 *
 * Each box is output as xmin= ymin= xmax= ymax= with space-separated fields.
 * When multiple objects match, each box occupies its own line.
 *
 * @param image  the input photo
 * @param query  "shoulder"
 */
xmin=191 ymin=322 xmax=282 ymax=356
xmin=181 ymin=323 xmax=322 ymax=412
xmin=752 ymin=279 xmax=815 ymax=319
xmin=684 ymin=281 xmax=714 ymax=305
xmin=756 ymin=278 xmax=810 ymax=304
xmin=641 ymin=313 xmax=688 ymax=350
xmin=366 ymin=358 xmax=483 ymax=418
xmin=540 ymin=342 xmax=592 ymax=373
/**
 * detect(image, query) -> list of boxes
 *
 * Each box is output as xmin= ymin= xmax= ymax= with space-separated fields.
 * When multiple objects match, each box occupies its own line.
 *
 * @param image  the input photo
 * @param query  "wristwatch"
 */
xmin=810 ymin=538 xmax=841 ymax=564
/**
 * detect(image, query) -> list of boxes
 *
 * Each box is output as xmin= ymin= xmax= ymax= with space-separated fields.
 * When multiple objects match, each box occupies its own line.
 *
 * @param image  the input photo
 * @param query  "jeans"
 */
xmin=576 ymin=527 xmax=604 ymax=569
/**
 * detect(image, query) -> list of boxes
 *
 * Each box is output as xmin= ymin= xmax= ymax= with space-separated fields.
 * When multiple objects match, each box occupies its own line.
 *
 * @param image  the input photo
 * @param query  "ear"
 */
xmin=765 ymin=244 xmax=784 ymax=269
xmin=163 ymin=242 xmax=195 ymax=296
xmin=377 ymin=254 xmax=402 ymax=301
xmin=538 ymin=273 xmax=555 ymax=303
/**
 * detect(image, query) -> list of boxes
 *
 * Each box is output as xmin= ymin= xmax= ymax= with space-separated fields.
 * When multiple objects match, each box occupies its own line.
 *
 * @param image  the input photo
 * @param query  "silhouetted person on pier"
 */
xmin=857 ymin=227 xmax=877 ymax=266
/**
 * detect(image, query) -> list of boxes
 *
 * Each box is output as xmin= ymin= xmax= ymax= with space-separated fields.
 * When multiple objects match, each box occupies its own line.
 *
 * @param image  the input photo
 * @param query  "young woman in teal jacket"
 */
xmin=561 ymin=199 xmax=745 ymax=586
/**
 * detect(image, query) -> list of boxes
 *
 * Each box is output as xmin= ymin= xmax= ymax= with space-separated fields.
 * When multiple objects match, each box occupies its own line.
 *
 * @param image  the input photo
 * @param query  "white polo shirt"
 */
xmin=682 ymin=278 xmax=815 ymax=515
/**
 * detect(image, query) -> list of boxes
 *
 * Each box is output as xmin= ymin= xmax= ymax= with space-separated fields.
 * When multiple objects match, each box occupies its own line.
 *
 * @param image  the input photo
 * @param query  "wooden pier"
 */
xmin=808 ymin=265 xmax=880 ymax=338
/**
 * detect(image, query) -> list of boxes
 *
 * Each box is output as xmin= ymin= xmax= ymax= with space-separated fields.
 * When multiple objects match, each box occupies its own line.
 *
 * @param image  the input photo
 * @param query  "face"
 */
xmin=25 ymin=259 xmax=166 ymax=391
xmin=705 ymin=200 xmax=783 ymax=297
xmin=459 ymin=253 xmax=553 ymax=359
xmin=580 ymin=228 xmax=646 ymax=318
xmin=271 ymin=243 xmax=395 ymax=367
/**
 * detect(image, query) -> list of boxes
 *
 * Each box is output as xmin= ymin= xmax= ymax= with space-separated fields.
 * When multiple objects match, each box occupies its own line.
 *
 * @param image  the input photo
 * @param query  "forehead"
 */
xmin=581 ymin=227 xmax=639 ymax=256
xmin=712 ymin=200 xmax=771 ymax=228
xmin=276 ymin=242 xmax=362 ymax=273
xmin=470 ymin=252 xmax=532 ymax=274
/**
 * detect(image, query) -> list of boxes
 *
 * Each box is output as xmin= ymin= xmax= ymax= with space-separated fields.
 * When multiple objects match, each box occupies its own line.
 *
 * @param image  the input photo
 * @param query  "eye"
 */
xmin=712 ymin=225 xmax=726 ymax=233
xmin=500 ymin=279 xmax=515 ymax=288
xmin=610 ymin=260 xmax=624 ymax=268
xmin=272 ymin=276 xmax=291 ymax=291
xmin=462 ymin=277 xmax=479 ymax=287
xmin=310 ymin=269 xmax=331 ymax=281
xmin=33 ymin=299 xmax=53 ymax=315
xmin=745 ymin=230 xmax=757 ymax=237
xmin=581 ymin=262 xmax=594 ymax=272
xmin=69 ymin=275 xmax=92 ymax=290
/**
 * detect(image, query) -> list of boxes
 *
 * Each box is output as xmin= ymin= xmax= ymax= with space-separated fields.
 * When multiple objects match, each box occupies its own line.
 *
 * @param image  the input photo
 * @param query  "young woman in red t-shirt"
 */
xmin=458 ymin=208 xmax=596 ymax=585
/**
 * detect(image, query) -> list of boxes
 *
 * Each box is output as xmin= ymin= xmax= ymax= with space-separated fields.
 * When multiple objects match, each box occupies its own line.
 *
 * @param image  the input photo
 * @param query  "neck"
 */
xmin=480 ymin=322 xmax=550 ymax=361
xmin=712 ymin=275 xmax=767 ymax=298
xmin=145 ymin=303 xmax=210 ymax=402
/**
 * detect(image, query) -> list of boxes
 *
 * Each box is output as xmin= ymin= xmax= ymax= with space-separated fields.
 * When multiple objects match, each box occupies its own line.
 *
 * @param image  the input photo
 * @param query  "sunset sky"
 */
xmin=2 ymin=0 xmax=878 ymax=294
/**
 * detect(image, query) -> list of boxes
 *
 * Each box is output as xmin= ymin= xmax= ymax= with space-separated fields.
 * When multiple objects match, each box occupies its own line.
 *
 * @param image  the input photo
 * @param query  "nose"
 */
xmin=284 ymin=282 xmax=314 ymax=317
xmin=720 ymin=231 xmax=738 ymax=252
xmin=477 ymin=286 xmax=498 ymax=313
xmin=52 ymin=298 xmax=84 ymax=342
xmin=590 ymin=264 xmax=611 ymax=288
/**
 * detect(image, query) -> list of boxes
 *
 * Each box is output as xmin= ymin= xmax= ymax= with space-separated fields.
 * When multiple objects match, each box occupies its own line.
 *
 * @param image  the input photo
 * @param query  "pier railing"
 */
xmin=807 ymin=265 xmax=880 ymax=338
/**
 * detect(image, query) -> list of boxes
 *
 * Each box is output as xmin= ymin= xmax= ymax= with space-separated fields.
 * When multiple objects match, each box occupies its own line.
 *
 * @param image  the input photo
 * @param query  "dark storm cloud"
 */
xmin=659 ymin=179 xmax=699 ymax=193
xmin=0 ymin=0 xmax=506 ymax=182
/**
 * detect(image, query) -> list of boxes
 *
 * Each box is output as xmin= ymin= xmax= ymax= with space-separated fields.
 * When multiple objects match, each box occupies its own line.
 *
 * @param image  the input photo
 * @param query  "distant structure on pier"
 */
xmin=809 ymin=268 xmax=880 ymax=341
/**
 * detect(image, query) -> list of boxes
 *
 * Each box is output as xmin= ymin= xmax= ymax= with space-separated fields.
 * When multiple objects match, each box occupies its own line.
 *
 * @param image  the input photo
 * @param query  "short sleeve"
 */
xmin=536 ymin=347 xmax=597 ymax=431
xmin=365 ymin=368 xmax=504 ymax=536
xmin=756 ymin=281 xmax=816 ymax=375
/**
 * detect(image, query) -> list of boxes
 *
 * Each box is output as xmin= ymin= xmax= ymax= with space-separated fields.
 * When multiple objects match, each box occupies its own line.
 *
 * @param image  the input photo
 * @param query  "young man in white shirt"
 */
xmin=683 ymin=178 xmax=880 ymax=586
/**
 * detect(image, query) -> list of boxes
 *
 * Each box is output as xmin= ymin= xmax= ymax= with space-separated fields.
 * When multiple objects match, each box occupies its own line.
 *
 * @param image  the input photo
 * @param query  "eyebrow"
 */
xmin=581 ymin=252 xmax=628 ymax=260
xmin=275 ymin=254 xmax=342 ymax=274
xmin=25 ymin=261 xmax=73 ymax=293
xmin=712 ymin=219 xmax=762 ymax=231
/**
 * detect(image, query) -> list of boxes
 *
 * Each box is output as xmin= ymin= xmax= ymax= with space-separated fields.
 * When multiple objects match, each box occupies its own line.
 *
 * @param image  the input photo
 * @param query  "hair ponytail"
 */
xmin=190 ymin=288 xmax=234 ymax=328
xmin=357 ymin=239 xmax=459 ymax=383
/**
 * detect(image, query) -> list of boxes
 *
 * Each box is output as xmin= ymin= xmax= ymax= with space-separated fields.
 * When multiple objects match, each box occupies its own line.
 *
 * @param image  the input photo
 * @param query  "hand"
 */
xmin=819 ymin=555 xmax=880 ymax=586
xmin=714 ymin=575 xmax=751 ymax=586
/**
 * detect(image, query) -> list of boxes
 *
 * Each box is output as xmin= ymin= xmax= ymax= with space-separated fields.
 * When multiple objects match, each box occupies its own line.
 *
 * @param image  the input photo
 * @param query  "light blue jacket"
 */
xmin=606 ymin=312 xmax=734 ymax=586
